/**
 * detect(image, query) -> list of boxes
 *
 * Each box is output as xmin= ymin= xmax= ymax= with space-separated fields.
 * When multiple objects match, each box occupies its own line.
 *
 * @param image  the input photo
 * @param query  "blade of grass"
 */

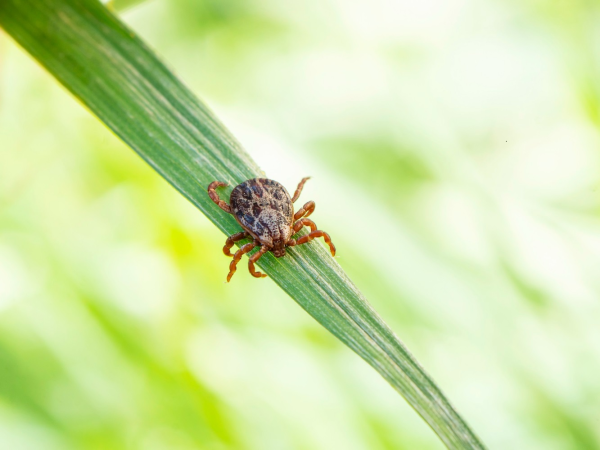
xmin=0 ymin=1 xmax=486 ymax=448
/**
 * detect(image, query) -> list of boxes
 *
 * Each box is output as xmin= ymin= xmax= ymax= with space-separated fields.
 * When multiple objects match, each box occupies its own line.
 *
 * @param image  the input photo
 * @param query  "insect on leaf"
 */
xmin=0 ymin=0 xmax=487 ymax=448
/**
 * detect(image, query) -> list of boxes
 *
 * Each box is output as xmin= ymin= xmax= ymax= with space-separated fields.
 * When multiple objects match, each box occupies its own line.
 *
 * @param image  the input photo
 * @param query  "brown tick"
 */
xmin=208 ymin=177 xmax=336 ymax=281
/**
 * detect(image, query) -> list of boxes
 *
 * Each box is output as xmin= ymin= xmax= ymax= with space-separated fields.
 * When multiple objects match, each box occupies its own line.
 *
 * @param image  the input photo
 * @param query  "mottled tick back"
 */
xmin=207 ymin=177 xmax=336 ymax=281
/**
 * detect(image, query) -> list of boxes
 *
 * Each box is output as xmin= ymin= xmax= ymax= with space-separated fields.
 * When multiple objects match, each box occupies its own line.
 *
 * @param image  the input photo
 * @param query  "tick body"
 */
xmin=208 ymin=177 xmax=336 ymax=281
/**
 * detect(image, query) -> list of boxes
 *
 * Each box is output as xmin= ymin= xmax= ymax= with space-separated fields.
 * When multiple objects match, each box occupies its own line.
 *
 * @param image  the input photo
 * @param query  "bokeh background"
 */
xmin=1 ymin=0 xmax=600 ymax=448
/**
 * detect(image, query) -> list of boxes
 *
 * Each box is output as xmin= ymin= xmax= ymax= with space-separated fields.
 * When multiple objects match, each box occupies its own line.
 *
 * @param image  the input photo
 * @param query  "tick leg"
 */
xmin=248 ymin=245 xmax=269 ymax=278
xmin=227 ymin=242 xmax=257 ymax=282
xmin=289 ymin=230 xmax=336 ymax=257
xmin=291 ymin=177 xmax=310 ymax=203
xmin=292 ymin=218 xmax=317 ymax=233
xmin=223 ymin=231 xmax=250 ymax=256
xmin=293 ymin=200 xmax=315 ymax=221
xmin=208 ymin=181 xmax=232 ymax=214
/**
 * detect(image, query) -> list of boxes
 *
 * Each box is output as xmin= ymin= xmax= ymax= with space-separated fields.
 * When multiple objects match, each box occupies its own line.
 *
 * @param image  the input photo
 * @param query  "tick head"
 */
xmin=272 ymin=239 xmax=286 ymax=258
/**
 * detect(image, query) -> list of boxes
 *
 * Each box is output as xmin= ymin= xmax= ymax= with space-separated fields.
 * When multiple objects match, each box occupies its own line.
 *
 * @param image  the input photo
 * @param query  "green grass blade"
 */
xmin=0 ymin=1 xmax=485 ymax=448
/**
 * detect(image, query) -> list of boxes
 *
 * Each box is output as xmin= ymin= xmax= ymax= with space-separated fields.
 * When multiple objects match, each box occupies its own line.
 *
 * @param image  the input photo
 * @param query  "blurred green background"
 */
xmin=1 ymin=0 xmax=600 ymax=448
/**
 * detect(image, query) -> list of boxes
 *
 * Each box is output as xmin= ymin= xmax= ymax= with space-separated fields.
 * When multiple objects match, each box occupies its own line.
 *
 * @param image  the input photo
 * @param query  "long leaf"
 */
xmin=0 ymin=1 xmax=485 ymax=448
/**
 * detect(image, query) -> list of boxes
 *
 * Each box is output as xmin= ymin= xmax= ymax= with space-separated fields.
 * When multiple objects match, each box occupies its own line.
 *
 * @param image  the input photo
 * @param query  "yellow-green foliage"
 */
xmin=1 ymin=0 xmax=599 ymax=449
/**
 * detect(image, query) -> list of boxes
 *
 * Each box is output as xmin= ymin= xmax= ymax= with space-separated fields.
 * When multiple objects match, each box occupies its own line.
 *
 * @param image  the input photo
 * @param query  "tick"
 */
xmin=208 ymin=177 xmax=336 ymax=282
